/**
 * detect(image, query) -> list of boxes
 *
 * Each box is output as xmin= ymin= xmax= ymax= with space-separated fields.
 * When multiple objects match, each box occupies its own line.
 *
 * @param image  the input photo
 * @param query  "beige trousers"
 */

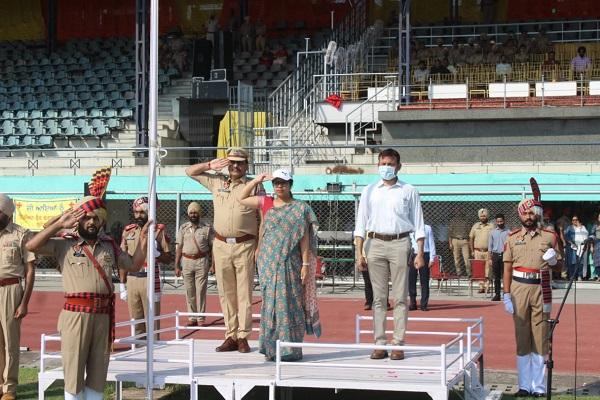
xmin=0 ymin=283 xmax=23 ymax=395
xmin=212 ymin=239 xmax=256 ymax=340
xmin=182 ymin=257 xmax=210 ymax=322
xmin=473 ymin=249 xmax=491 ymax=290
xmin=451 ymin=238 xmax=471 ymax=276
xmin=511 ymin=280 xmax=549 ymax=356
xmin=364 ymin=236 xmax=411 ymax=345
xmin=126 ymin=276 xmax=161 ymax=339
xmin=58 ymin=310 xmax=110 ymax=394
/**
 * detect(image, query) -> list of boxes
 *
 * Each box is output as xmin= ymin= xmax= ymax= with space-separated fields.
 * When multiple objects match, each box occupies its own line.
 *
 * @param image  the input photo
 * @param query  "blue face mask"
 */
xmin=378 ymin=165 xmax=397 ymax=181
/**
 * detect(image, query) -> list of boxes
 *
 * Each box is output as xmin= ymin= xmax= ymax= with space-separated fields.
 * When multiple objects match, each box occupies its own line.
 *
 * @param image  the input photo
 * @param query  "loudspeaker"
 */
xmin=192 ymin=39 xmax=212 ymax=80
xmin=210 ymin=68 xmax=227 ymax=81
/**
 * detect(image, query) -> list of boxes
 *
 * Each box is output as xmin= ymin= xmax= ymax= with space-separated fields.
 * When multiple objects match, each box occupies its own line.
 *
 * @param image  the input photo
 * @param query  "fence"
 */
xmin=14 ymin=186 xmax=580 ymax=290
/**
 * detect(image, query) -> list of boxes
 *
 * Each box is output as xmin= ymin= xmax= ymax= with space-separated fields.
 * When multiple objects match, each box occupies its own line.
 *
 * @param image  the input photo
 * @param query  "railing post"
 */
xmin=541 ymin=74 xmax=545 ymax=107
xmin=580 ymin=72 xmax=584 ymax=107
xmin=503 ymin=74 xmax=507 ymax=109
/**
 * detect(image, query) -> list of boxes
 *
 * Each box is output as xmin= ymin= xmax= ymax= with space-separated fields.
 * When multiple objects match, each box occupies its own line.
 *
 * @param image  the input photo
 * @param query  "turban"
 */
xmin=133 ymin=196 xmax=149 ymax=212
xmin=477 ymin=208 xmax=489 ymax=218
xmin=187 ymin=202 xmax=201 ymax=214
xmin=518 ymin=198 xmax=543 ymax=219
xmin=77 ymin=195 xmax=108 ymax=223
xmin=0 ymin=194 xmax=15 ymax=219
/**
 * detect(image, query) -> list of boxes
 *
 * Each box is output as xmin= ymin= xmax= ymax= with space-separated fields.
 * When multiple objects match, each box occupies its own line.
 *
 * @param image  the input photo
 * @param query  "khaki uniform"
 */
xmin=0 ymin=222 xmax=34 ymax=396
xmin=448 ymin=216 xmax=471 ymax=276
xmin=176 ymin=221 xmax=213 ymax=323
xmin=194 ymin=173 xmax=259 ymax=340
xmin=470 ymin=221 xmax=494 ymax=289
xmin=36 ymin=235 xmax=134 ymax=394
xmin=121 ymin=224 xmax=170 ymax=339
xmin=504 ymin=227 xmax=558 ymax=355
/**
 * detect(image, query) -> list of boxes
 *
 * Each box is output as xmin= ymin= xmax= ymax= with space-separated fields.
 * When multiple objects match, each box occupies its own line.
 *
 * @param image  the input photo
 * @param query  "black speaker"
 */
xmin=192 ymin=39 xmax=212 ymax=80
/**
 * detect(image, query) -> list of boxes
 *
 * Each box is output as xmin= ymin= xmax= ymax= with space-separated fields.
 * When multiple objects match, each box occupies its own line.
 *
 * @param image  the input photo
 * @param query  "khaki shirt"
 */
xmin=448 ymin=216 xmax=471 ymax=239
xmin=503 ymin=227 xmax=559 ymax=270
xmin=176 ymin=221 xmax=213 ymax=254
xmin=36 ymin=235 xmax=133 ymax=293
xmin=0 ymin=222 xmax=35 ymax=279
xmin=470 ymin=222 xmax=494 ymax=249
xmin=193 ymin=173 xmax=260 ymax=237
xmin=121 ymin=224 xmax=170 ymax=258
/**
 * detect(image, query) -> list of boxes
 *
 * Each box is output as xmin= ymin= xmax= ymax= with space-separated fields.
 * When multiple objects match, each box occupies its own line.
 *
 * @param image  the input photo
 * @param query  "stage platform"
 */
xmin=38 ymin=313 xmax=489 ymax=400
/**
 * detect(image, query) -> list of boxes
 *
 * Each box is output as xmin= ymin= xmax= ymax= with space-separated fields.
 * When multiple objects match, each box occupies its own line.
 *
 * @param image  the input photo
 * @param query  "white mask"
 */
xmin=378 ymin=165 xmax=397 ymax=181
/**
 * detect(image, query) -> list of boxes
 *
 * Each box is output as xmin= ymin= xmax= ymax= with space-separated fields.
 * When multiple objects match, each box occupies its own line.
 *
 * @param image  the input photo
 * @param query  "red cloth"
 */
xmin=260 ymin=196 xmax=274 ymax=217
xmin=325 ymin=94 xmax=343 ymax=109
xmin=64 ymin=292 xmax=115 ymax=347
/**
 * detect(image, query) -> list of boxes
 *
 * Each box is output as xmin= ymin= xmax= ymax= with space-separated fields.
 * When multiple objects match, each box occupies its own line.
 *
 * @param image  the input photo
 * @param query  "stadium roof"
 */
xmin=3 ymin=173 xmax=599 ymax=202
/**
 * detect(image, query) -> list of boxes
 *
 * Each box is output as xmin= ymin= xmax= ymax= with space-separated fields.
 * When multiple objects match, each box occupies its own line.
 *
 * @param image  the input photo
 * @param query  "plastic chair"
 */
xmin=469 ymin=259 xmax=487 ymax=297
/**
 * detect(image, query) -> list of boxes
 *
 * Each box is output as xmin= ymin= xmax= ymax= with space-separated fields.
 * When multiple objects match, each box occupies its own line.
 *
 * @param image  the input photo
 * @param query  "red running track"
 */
xmin=22 ymin=291 xmax=600 ymax=374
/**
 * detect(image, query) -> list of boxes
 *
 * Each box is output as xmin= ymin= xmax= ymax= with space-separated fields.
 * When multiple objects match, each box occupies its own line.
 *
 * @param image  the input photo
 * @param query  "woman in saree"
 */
xmin=238 ymin=168 xmax=321 ymax=361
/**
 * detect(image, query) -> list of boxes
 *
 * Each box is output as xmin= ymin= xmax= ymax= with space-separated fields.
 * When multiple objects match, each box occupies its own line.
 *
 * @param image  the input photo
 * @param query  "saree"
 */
xmin=256 ymin=199 xmax=321 ymax=361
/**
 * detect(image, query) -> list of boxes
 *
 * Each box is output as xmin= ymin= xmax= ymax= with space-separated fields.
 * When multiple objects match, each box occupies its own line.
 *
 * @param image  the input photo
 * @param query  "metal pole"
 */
xmin=397 ymin=0 xmax=403 ymax=104
xmin=145 ymin=0 xmax=159 ymax=397
xmin=405 ymin=0 xmax=411 ymax=105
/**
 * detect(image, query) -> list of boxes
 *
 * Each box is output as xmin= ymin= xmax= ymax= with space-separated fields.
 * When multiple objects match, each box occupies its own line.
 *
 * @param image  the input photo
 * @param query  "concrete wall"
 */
xmin=379 ymin=107 xmax=600 ymax=163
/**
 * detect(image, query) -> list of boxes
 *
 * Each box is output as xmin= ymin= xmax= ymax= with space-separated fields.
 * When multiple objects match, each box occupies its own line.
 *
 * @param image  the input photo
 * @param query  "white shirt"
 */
xmin=354 ymin=179 xmax=425 ymax=240
xmin=411 ymin=224 xmax=435 ymax=257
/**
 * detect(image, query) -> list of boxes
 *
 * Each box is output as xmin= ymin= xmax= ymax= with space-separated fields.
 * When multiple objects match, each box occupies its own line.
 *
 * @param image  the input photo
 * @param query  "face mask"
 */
xmin=378 ymin=165 xmax=397 ymax=181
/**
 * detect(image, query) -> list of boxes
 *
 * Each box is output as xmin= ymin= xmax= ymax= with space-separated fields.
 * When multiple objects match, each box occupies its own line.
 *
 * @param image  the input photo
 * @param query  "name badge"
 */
xmin=226 ymin=238 xmax=237 ymax=244
xmin=218 ymin=188 xmax=231 ymax=193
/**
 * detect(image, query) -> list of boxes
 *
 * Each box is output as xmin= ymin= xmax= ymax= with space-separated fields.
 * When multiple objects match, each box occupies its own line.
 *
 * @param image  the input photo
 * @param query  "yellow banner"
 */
xmin=13 ymin=198 xmax=78 ymax=231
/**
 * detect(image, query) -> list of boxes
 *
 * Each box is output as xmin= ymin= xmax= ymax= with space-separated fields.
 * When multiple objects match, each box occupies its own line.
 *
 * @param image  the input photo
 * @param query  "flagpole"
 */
xmin=146 ymin=0 xmax=159 ymax=397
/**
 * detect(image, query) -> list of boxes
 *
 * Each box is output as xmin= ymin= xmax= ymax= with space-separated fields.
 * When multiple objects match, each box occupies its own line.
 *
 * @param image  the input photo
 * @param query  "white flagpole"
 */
xmin=146 ymin=0 xmax=159 ymax=397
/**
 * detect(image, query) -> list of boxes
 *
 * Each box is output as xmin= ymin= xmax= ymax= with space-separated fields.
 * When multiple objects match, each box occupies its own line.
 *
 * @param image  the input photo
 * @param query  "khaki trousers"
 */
xmin=364 ymin=236 xmax=411 ymax=345
xmin=182 ymin=257 xmax=210 ymax=322
xmin=212 ymin=239 xmax=256 ymax=340
xmin=0 ymin=283 xmax=23 ymax=395
xmin=451 ymin=238 xmax=471 ymax=276
xmin=473 ymin=250 xmax=490 ymax=290
xmin=126 ymin=276 xmax=161 ymax=339
xmin=511 ymin=280 xmax=549 ymax=356
xmin=58 ymin=310 xmax=110 ymax=394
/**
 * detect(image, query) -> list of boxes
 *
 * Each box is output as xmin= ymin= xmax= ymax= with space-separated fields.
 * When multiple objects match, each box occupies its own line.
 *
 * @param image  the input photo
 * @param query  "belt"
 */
xmin=474 ymin=248 xmax=487 ymax=252
xmin=513 ymin=276 xmax=541 ymax=285
xmin=183 ymin=251 xmax=207 ymax=260
xmin=128 ymin=272 xmax=147 ymax=278
xmin=452 ymin=237 xmax=468 ymax=240
xmin=513 ymin=266 xmax=541 ymax=280
xmin=0 ymin=278 xmax=19 ymax=287
xmin=367 ymin=232 xmax=409 ymax=241
xmin=64 ymin=296 xmax=112 ymax=310
xmin=214 ymin=233 xmax=255 ymax=244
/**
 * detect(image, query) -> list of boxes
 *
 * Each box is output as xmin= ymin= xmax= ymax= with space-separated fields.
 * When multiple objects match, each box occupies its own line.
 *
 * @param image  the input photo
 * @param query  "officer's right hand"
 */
xmin=58 ymin=208 xmax=86 ymax=229
xmin=356 ymin=255 xmax=368 ymax=272
xmin=175 ymin=267 xmax=182 ymax=277
xmin=503 ymin=293 xmax=514 ymax=314
xmin=209 ymin=158 xmax=230 ymax=171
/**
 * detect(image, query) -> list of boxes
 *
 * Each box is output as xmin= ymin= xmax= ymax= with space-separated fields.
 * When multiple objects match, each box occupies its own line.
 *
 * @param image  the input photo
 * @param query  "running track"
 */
xmin=22 ymin=291 xmax=599 ymax=374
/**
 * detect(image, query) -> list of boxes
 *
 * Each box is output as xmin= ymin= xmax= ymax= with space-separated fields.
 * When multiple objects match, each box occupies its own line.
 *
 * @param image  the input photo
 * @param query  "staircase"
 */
xmin=158 ymin=77 xmax=192 ymax=125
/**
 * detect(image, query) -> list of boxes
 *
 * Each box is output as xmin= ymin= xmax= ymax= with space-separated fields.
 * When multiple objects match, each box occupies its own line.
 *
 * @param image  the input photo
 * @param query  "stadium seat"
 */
xmin=37 ymin=135 xmax=53 ymax=148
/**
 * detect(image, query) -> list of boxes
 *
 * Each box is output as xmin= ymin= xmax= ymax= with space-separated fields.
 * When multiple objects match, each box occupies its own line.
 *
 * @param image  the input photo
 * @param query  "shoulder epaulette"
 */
xmin=124 ymin=223 xmax=138 ymax=231
xmin=509 ymin=228 xmax=521 ymax=236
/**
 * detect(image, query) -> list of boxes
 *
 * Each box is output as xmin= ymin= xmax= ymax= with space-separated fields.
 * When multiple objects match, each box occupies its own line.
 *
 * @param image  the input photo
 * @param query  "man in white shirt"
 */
xmin=355 ymin=148 xmax=425 ymax=361
xmin=409 ymin=224 xmax=436 ymax=311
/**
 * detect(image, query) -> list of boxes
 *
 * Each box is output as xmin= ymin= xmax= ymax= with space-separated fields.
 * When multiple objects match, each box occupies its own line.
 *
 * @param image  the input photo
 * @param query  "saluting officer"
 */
xmin=119 ymin=196 xmax=171 ymax=340
xmin=26 ymin=197 xmax=148 ymax=400
xmin=175 ymin=202 xmax=214 ymax=326
xmin=0 ymin=194 xmax=35 ymax=400
xmin=185 ymin=147 xmax=262 ymax=354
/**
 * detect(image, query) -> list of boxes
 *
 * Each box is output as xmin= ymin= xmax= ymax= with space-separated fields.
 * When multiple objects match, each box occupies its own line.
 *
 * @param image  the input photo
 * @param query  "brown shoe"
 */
xmin=370 ymin=349 xmax=388 ymax=359
xmin=1 ymin=393 xmax=16 ymax=400
xmin=186 ymin=320 xmax=198 ymax=327
xmin=364 ymin=303 xmax=372 ymax=310
xmin=237 ymin=338 xmax=251 ymax=353
xmin=215 ymin=337 xmax=238 ymax=352
xmin=390 ymin=350 xmax=405 ymax=360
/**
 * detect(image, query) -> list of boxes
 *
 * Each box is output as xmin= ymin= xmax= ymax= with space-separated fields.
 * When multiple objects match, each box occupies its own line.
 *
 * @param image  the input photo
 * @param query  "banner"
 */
xmin=13 ymin=198 xmax=78 ymax=231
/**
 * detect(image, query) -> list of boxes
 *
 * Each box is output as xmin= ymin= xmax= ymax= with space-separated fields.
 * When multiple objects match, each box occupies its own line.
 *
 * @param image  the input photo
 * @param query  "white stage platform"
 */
xmin=38 ymin=313 xmax=488 ymax=400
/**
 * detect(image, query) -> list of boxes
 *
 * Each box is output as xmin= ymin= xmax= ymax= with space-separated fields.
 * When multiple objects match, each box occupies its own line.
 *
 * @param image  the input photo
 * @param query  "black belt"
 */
xmin=513 ymin=276 xmax=540 ymax=285
xmin=367 ymin=232 xmax=409 ymax=241
xmin=128 ymin=272 xmax=147 ymax=278
xmin=452 ymin=237 xmax=468 ymax=240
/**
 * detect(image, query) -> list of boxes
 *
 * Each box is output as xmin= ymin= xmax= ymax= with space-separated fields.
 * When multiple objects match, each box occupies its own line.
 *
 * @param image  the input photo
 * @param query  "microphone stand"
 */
xmin=545 ymin=238 xmax=592 ymax=400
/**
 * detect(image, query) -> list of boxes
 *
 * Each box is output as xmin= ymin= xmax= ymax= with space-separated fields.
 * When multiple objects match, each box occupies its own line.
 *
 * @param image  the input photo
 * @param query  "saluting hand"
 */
xmin=209 ymin=158 xmax=230 ymax=171
xmin=253 ymin=173 xmax=272 ymax=183
xmin=57 ymin=208 xmax=86 ymax=229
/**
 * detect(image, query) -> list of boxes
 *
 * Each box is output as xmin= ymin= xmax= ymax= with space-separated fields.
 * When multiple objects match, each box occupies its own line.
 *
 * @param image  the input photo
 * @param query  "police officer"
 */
xmin=448 ymin=210 xmax=471 ymax=277
xmin=119 ymin=196 xmax=171 ymax=340
xmin=503 ymin=196 xmax=560 ymax=398
xmin=0 ymin=194 xmax=35 ymax=400
xmin=185 ymin=147 xmax=261 ymax=353
xmin=175 ymin=202 xmax=213 ymax=326
xmin=470 ymin=208 xmax=494 ymax=293
xmin=26 ymin=197 xmax=148 ymax=400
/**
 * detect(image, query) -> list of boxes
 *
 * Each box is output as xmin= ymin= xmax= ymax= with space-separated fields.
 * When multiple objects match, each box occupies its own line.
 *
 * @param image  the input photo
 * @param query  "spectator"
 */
xmin=431 ymin=38 xmax=447 ymax=60
xmin=517 ymin=31 xmax=530 ymax=52
xmin=413 ymin=61 xmax=429 ymax=84
xmin=240 ymin=16 xmax=254 ymax=53
xmin=532 ymin=28 xmax=551 ymax=54
xmin=169 ymin=32 xmax=188 ymax=72
xmin=564 ymin=214 xmax=589 ymax=280
xmin=259 ymin=49 xmax=274 ymax=68
xmin=542 ymin=51 xmax=560 ymax=81
xmin=255 ymin=19 xmax=267 ymax=52
xmin=448 ymin=210 xmax=472 ymax=277
xmin=469 ymin=208 xmax=494 ymax=293
xmin=443 ymin=57 xmax=457 ymax=75
xmin=555 ymin=207 xmax=572 ymax=250
xmin=502 ymin=32 xmax=517 ymax=59
xmin=590 ymin=214 xmax=600 ymax=281
xmin=496 ymin=55 xmax=512 ymax=78
xmin=488 ymin=213 xmax=510 ymax=301
xmin=205 ymin=14 xmax=218 ymax=45
xmin=478 ymin=33 xmax=492 ymax=55
xmin=273 ymin=44 xmax=288 ymax=66
xmin=448 ymin=39 xmax=461 ymax=65
xmin=514 ymin=44 xmax=529 ymax=64
xmin=571 ymin=46 xmax=591 ymax=74
xmin=415 ymin=41 xmax=431 ymax=63
xmin=408 ymin=224 xmax=436 ymax=311
xmin=464 ymin=37 xmax=476 ymax=57
xmin=430 ymin=58 xmax=450 ymax=75
xmin=486 ymin=42 xmax=502 ymax=65
xmin=451 ymin=45 xmax=467 ymax=66
xmin=466 ymin=44 xmax=484 ymax=65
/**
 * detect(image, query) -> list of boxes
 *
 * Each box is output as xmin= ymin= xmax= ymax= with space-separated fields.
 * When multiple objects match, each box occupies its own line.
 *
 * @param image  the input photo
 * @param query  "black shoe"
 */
xmin=532 ymin=393 xmax=545 ymax=398
xmin=364 ymin=303 xmax=372 ymax=311
xmin=408 ymin=303 xmax=417 ymax=311
xmin=491 ymin=294 xmax=501 ymax=301
xmin=420 ymin=305 xmax=429 ymax=311
xmin=514 ymin=389 xmax=531 ymax=397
